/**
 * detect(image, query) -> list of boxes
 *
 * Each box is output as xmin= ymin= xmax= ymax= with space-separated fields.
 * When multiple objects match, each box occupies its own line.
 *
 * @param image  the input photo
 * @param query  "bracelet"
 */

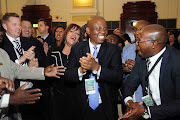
xmin=96 ymin=65 xmax=100 ymax=71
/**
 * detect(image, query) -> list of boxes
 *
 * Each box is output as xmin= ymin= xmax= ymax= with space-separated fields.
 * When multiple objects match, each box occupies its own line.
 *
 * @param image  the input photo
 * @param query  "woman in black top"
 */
xmin=45 ymin=23 xmax=83 ymax=120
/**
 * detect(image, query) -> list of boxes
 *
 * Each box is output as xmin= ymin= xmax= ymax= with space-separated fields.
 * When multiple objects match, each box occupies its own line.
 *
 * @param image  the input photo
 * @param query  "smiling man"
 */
xmin=21 ymin=20 xmax=32 ymax=38
xmin=1 ymin=13 xmax=44 ymax=120
xmin=65 ymin=16 xmax=123 ymax=120
xmin=120 ymin=24 xmax=180 ymax=120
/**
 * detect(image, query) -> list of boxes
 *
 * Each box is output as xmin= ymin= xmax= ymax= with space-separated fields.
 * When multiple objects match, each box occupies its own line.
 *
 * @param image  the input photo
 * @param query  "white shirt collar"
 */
xmin=6 ymin=33 xmax=20 ymax=47
xmin=148 ymin=47 xmax=166 ymax=65
xmin=42 ymin=33 xmax=49 ymax=40
xmin=89 ymin=39 xmax=101 ymax=54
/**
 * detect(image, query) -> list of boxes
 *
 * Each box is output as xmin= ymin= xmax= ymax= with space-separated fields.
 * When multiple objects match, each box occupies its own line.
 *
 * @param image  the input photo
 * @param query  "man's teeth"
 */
xmin=99 ymin=36 xmax=105 ymax=39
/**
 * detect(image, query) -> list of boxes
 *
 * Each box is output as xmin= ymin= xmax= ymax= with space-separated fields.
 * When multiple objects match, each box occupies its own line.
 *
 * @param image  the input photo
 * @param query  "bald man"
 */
xmin=65 ymin=16 xmax=122 ymax=120
xmin=120 ymin=24 xmax=180 ymax=120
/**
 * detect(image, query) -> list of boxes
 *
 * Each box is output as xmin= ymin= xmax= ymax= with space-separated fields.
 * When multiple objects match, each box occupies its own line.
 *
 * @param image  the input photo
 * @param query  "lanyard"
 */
xmin=145 ymin=52 xmax=164 ymax=83
xmin=144 ymin=52 xmax=164 ymax=94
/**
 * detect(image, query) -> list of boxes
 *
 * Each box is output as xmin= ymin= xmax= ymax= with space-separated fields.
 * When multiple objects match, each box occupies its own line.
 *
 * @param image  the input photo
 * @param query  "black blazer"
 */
xmin=123 ymin=45 xmax=180 ymax=120
xmin=2 ymin=35 xmax=43 ymax=65
xmin=65 ymin=40 xmax=123 ymax=120
xmin=2 ymin=35 xmax=34 ymax=62
xmin=29 ymin=37 xmax=46 ymax=67
xmin=38 ymin=34 xmax=56 ymax=47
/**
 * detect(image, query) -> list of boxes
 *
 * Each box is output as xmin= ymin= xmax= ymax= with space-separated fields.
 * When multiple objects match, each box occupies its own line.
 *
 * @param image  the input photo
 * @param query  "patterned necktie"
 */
xmin=146 ymin=58 xmax=151 ymax=71
xmin=88 ymin=46 xmax=99 ymax=110
xmin=13 ymin=39 xmax=23 ymax=57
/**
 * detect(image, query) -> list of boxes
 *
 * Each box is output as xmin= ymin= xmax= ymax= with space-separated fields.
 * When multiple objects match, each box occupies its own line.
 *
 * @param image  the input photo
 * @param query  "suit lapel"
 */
xmin=97 ymin=41 xmax=107 ymax=63
xmin=159 ymin=46 xmax=169 ymax=95
xmin=2 ymin=34 xmax=18 ymax=61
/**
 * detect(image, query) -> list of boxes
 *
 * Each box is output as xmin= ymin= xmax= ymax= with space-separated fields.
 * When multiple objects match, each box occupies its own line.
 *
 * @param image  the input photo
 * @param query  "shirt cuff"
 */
xmin=0 ymin=94 xmax=10 ymax=108
xmin=42 ymin=68 xmax=45 ymax=76
xmin=92 ymin=65 xmax=101 ymax=79
xmin=124 ymin=96 xmax=133 ymax=104
xmin=78 ymin=67 xmax=86 ymax=81
xmin=15 ymin=59 xmax=20 ymax=64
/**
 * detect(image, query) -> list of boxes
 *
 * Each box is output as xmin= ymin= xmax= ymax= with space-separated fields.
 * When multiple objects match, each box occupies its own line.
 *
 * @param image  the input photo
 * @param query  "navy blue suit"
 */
xmin=123 ymin=45 xmax=180 ymax=120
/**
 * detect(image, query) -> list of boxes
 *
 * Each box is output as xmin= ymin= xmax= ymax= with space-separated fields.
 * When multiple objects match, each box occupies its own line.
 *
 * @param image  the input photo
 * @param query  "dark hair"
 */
xmin=62 ymin=23 xmax=83 ymax=43
xmin=53 ymin=25 xmax=65 ymax=37
xmin=38 ymin=18 xmax=49 ymax=26
xmin=21 ymin=19 xmax=32 ymax=24
xmin=0 ymin=24 xmax=3 ymax=31
xmin=81 ymin=24 xmax=87 ymax=34
xmin=2 ymin=13 xmax=19 ymax=24
xmin=81 ymin=24 xmax=89 ymax=40
xmin=111 ymin=33 xmax=125 ymax=47
xmin=123 ymin=33 xmax=131 ymax=43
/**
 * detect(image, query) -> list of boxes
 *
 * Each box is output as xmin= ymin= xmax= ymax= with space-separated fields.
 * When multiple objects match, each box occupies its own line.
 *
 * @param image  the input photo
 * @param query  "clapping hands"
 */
xmin=79 ymin=53 xmax=100 ymax=73
xmin=18 ymin=46 xmax=36 ymax=64
xmin=122 ymin=59 xmax=135 ymax=73
xmin=118 ymin=100 xmax=145 ymax=120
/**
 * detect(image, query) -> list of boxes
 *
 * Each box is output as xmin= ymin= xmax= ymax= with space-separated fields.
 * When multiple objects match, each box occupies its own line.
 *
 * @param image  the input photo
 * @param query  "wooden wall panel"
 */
xmin=121 ymin=1 xmax=157 ymax=42
xmin=21 ymin=5 xmax=52 ymax=34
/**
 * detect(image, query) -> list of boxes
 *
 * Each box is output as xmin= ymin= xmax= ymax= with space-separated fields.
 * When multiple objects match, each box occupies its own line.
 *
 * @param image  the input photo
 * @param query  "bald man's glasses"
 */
xmin=136 ymin=40 xmax=156 ymax=46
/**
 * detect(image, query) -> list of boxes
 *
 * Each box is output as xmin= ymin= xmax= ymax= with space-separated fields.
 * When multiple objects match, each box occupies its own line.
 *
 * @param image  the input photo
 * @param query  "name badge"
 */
xmin=142 ymin=95 xmax=154 ymax=106
xmin=85 ymin=78 xmax=95 ymax=95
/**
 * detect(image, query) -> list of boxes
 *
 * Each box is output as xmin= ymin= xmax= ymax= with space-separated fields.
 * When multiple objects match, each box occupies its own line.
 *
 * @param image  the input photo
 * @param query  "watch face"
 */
xmin=143 ymin=113 xmax=150 ymax=119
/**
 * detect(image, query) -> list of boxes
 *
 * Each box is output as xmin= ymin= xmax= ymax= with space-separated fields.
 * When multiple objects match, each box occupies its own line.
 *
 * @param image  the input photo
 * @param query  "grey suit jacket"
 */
xmin=0 ymin=48 xmax=45 ymax=120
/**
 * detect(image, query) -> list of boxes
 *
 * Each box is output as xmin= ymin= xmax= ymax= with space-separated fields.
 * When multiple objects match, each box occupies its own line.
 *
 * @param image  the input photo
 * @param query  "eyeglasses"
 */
xmin=136 ymin=40 xmax=156 ymax=46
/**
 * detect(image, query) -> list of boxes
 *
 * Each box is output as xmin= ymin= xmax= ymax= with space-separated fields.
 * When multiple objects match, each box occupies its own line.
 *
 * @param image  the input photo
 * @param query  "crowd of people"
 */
xmin=0 ymin=12 xmax=180 ymax=120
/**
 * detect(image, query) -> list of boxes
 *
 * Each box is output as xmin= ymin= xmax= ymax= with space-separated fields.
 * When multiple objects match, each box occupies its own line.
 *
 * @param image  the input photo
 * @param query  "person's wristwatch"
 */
xmin=142 ymin=106 xmax=150 ymax=119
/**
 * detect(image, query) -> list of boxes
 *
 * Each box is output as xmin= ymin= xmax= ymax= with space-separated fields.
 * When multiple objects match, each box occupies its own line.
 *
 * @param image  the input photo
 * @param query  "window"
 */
xmin=158 ymin=19 xmax=176 ymax=29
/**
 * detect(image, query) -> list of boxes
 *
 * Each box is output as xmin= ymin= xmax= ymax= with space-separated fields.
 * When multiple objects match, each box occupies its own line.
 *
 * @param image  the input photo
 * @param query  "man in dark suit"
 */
xmin=119 ymin=24 xmax=180 ymax=120
xmin=65 ymin=16 xmax=123 ymax=120
xmin=1 ymin=13 xmax=43 ymax=120
xmin=37 ymin=18 xmax=55 ymax=47
xmin=21 ymin=19 xmax=46 ymax=67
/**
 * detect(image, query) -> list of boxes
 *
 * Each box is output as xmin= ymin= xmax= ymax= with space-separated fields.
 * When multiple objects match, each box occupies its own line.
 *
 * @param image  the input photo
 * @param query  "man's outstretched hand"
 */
xmin=44 ymin=64 xmax=65 ymax=78
xmin=9 ymin=82 xmax=42 ymax=105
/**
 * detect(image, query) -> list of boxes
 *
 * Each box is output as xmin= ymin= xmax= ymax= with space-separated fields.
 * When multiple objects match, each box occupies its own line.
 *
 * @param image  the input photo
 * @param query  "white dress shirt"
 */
xmin=78 ymin=40 xmax=102 ymax=104
xmin=124 ymin=47 xmax=166 ymax=106
xmin=148 ymin=47 xmax=166 ymax=105
xmin=5 ymin=33 xmax=33 ymax=89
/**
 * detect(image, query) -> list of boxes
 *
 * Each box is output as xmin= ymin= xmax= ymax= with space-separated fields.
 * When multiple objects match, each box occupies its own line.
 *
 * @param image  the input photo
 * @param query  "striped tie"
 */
xmin=146 ymin=58 xmax=151 ymax=71
xmin=14 ymin=39 xmax=23 ymax=57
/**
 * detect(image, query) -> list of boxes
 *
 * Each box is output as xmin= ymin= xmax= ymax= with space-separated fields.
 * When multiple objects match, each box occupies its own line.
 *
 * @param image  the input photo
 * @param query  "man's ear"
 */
xmin=46 ymin=26 xmax=49 ymax=31
xmin=86 ymin=27 xmax=90 ymax=35
xmin=2 ymin=23 xmax=7 ymax=31
xmin=152 ymin=40 xmax=158 ymax=49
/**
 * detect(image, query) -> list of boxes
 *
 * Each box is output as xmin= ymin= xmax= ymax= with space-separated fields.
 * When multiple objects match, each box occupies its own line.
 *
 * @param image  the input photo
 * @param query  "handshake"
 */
xmin=79 ymin=53 xmax=100 ymax=74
